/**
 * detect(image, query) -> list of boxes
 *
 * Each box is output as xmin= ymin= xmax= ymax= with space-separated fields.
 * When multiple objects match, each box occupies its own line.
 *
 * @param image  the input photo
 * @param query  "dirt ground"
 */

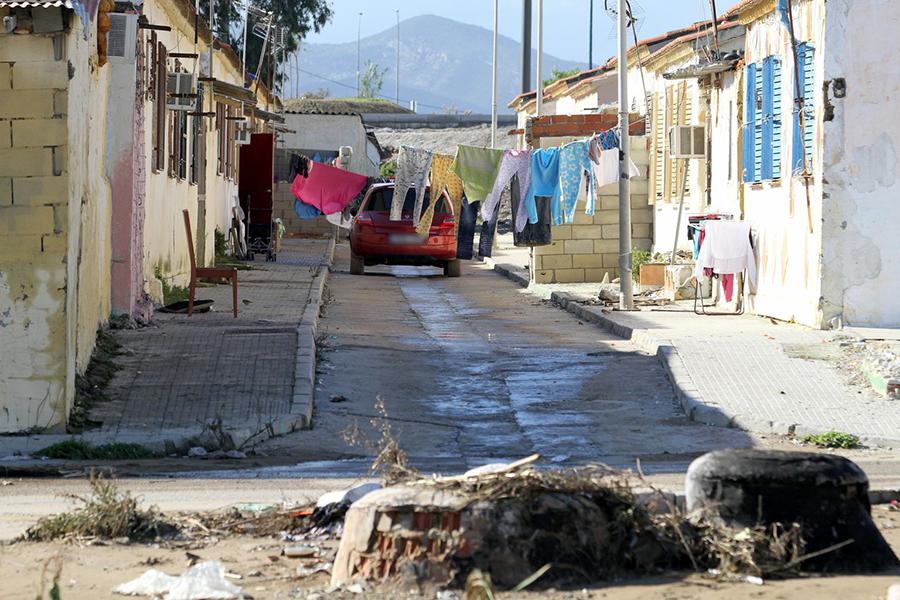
xmin=2 ymin=504 xmax=898 ymax=600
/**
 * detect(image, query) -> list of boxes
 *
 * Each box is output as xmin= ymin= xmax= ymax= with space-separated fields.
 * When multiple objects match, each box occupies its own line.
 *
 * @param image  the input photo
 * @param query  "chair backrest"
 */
xmin=182 ymin=209 xmax=197 ymax=275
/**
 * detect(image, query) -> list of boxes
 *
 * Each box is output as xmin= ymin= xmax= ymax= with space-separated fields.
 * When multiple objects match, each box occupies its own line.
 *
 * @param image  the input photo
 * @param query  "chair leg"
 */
xmin=188 ymin=278 xmax=196 ymax=316
xmin=232 ymin=274 xmax=238 ymax=318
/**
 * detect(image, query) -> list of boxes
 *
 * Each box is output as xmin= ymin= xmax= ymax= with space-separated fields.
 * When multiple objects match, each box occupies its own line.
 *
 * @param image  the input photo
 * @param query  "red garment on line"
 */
xmin=291 ymin=162 xmax=367 ymax=215
xmin=698 ymin=228 xmax=736 ymax=302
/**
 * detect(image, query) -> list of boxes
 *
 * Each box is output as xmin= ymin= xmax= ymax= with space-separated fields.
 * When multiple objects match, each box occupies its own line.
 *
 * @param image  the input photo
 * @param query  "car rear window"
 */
xmin=365 ymin=188 xmax=448 ymax=213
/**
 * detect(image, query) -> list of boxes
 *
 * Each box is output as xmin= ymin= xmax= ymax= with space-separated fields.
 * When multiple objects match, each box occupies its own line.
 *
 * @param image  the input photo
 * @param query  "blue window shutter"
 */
xmin=742 ymin=62 xmax=757 ymax=183
xmin=753 ymin=62 xmax=763 ymax=182
xmin=761 ymin=57 xmax=774 ymax=180
xmin=803 ymin=45 xmax=815 ymax=173
xmin=771 ymin=58 xmax=782 ymax=180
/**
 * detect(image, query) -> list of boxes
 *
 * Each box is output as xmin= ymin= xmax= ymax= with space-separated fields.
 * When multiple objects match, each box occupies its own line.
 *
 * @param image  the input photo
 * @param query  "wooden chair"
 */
xmin=182 ymin=209 xmax=239 ymax=318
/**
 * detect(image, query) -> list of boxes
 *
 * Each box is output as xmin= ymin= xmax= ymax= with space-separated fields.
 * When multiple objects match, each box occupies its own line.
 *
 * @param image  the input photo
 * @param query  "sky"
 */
xmin=304 ymin=0 xmax=717 ymax=63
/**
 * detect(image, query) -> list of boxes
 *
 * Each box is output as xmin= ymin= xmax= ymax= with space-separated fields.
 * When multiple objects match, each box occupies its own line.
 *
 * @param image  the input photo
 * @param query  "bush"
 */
xmin=800 ymin=430 xmax=861 ymax=449
xmin=36 ymin=439 xmax=159 ymax=460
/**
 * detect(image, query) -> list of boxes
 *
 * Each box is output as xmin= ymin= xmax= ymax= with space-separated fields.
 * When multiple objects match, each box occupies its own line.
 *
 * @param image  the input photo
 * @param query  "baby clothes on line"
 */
xmin=523 ymin=147 xmax=561 ymax=230
xmin=391 ymin=146 xmax=433 ymax=223
xmin=481 ymin=149 xmax=532 ymax=224
xmin=417 ymin=153 xmax=465 ymax=237
xmin=558 ymin=140 xmax=595 ymax=224
xmin=451 ymin=145 xmax=504 ymax=205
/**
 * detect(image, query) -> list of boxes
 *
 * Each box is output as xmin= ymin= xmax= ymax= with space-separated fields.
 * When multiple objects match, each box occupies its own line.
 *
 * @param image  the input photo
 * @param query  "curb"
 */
xmin=488 ymin=261 xmax=900 ymax=449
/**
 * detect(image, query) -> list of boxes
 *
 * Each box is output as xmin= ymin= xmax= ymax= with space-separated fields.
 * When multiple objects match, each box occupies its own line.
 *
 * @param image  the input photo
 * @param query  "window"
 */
xmin=649 ymin=82 xmax=692 ymax=203
xmin=792 ymin=43 xmax=815 ymax=176
xmin=190 ymin=86 xmax=203 ymax=185
xmin=152 ymin=40 xmax=166 ymax=172
xmin=216 ymin=102 xmax=225 ymax=175
xmin=743 ymin=56 xmax=782 ymax=183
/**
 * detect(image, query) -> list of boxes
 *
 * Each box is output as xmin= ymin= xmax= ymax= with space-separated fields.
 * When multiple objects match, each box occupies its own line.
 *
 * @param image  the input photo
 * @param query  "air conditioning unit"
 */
xmin=235 ymin=123 xmax=251 ymax=145
xmin=668 ymin=125 xmax=706 ymax=158
xmin=166 ymin=72 xmax=197 ymax=111
xmin=106 ymin=13 xmax=138 ymax=62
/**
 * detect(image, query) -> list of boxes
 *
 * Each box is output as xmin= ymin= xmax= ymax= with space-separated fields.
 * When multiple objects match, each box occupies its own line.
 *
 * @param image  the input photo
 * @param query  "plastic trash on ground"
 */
xmin=114 ymin=560 xmax=245 ymax=599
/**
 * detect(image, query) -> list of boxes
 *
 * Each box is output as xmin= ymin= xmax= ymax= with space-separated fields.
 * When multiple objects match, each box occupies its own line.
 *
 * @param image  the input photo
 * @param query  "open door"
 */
xmin=238 ymin=133 xmax=275 ymax=259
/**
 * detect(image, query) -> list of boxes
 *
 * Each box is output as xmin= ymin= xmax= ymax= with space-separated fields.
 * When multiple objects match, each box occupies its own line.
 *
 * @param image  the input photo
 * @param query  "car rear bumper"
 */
xmin=351 ymin=236 xmax=457 ymax=263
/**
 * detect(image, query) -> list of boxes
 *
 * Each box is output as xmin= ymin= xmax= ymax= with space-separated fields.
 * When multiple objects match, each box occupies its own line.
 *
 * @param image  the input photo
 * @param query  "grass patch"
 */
xmin=22 ymin=473 xmax=177 ymax=542
xmin=71 ymin=329 xmax=121 ymax=432
xmin=800 ymin=430 xmax=861 ymax=449
xmin=36 ymin=439 xmax=160 ymax=460
xmin=154 ymin=266 xmax=190 ymax=305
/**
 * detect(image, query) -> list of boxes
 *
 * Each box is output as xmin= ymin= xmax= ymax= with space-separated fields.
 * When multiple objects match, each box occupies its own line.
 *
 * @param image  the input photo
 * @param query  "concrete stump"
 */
xmin=686 ymin=449 xmax=899 ymax=572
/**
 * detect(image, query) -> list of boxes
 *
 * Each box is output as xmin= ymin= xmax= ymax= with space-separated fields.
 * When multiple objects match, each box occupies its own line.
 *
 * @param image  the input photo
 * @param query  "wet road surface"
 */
xmin=257 ymin=244 xmax=760 ymax=475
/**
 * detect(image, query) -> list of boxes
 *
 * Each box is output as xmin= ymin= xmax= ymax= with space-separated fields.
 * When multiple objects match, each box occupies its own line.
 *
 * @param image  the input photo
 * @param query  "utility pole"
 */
xmin=490 ymin=0 xmax=499 ymax=148
xmin=617 ymin=0 xmax=634 ymax=309
xmin=536 ymin=0 xmax=543 ymax=115
xmin=588 ymin=0 xmax=593 ymax=69
xmin=356 ymin=12 xmax=362 ymax=97
xmin=521 ymin=0 xmax=531 ymax=94
xmin=396 ymin=9 xmax=400 ymax=105
xmin=241 ymin=5 xmax=248 ymax=86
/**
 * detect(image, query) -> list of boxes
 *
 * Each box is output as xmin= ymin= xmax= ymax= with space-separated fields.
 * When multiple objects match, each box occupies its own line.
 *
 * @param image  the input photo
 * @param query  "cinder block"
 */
xmin=12 ymin=61 xmax=68 ymax=90
xmin=603 ymin=253 xmax=620 ymax=268
xmin=594 ymin=238 xmax=619 ymax=253
xmin=53 ymin=90 xmax=67 ymax=116
xmin=0 ymin=89 xmax=54 ymax=118
xmin=541 ymin=254 xmax=572 ymax=269
xmin=0 ymin=205 xmax=54 ymax=235
xmin=554 ymin=268 xmax=585 ymax=283
xmin=0 ymin=177 xmax=10 ymax=205
xmin=601 ymin=224 xmax=619 ymax=238
xmin=564 ymin=239 xmax=594 ymax=254
xmin=585 ymin=268 xmax=614 ymax=282
xmin=572 ymin=211 xmax=594 ymax=225
xmin=552 ymin=224 xmax=572 ymax=240
xmin=594 ymin=209 xmax=618 ymax=225
xmin=12 ymin=118 xmax=67 ymax=147
xmin=631 ymin=193 xmax=650 ymax=208
xmin=572 ymin=225 xmax=603 ymax=239
xmin=535 ymin=240 xmax=564 ymax=255
xmin=0 ymin=63 xmax=9 ymax=90
xmin=0 ymin=147 xmax=54 ymax=176
xmin=534 ymin=269 xmax=554 ymax=284
xmin=0 ymin=35 xmax=55 ymax=62
xmin=12 ymin=175 xmax=67 ymax=205
xmin=634 ymin=237 xmax=652 ymax=251
xmin=633 ymin=223 xmax=651 ymax=238
xmin=631 ymin=208 xmax=653 ymax=224
xmin=0 ymin=119 xmax=9 ymax=148
xmin=572 ymin=254 xmax=604 ymax=268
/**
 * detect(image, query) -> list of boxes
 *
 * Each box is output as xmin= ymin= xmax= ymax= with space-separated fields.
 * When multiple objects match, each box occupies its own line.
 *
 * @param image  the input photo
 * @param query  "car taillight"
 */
xmin=355 ymin=214 xmax=373 ymax=224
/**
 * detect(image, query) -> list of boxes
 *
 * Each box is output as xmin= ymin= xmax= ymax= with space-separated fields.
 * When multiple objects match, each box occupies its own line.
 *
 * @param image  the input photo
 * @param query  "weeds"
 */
xmin=35 ymin=439 xmax=159 ymax=460
xmin=800 ymin=430 xmax=861 ymax=449
xmin=23 ymin=473 xmax=177 ymax=542
xmin=632 ymin=249 xmax=653 ymax=283
xmin=34 ymin=554 xmax=63 ymax=600
xmin=342 ymin=395 xmax=416 ymax=485
xmin=153 ymin=266 xmax=190 ymax=305
xmin=70 ymin=329 xmax=121 ymax=432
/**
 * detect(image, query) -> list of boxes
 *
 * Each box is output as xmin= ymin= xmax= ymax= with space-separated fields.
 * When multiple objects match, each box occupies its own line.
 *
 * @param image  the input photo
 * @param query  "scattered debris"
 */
xmin=187 ymin=447 xmax=208 ymax=457
xmin=35 ymin=440 xmax=159 ymax=461
xmin=330 ymin=395 xmax=348 ymax=403
xmin=23 ymin=473 xmax=177 ymax=542
xmin=114 ymin=560 xmax=245 ymax=599
xmin=284 ymin=545 xmax=318 ymax=558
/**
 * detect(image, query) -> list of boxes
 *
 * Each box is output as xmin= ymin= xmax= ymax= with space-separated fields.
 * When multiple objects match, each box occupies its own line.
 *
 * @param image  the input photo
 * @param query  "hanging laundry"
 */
xmin=558 ymin=140 xmax=596 ymax=224
xmin=456 ymin=200 xmax=480 ymax=260
xmin=290 ymin=161 xmax=367 ymax=215
xmin=694 ymin=221 xmax=757 ymax=296
xmin=478 ymin=199 xmax=500 ymax=258
xmin=591 ymin=135 xmax=640 ymax=192
xmin=293 ymin=199 xmax=322 ymax=220
xmin=391 ymin=146 xmax=433 ymax=224
xmin=481 ymin=149 xmax=532 ymax=223
xmin=522 ymin=147 xmax=561 ymax=230
xmin=416 ymin=152 xmax=465 ymax=238
xmin=510 ymin=176 xmax=552 ymax=247
xmin=450 ymin=145 xmax=504 ymax=205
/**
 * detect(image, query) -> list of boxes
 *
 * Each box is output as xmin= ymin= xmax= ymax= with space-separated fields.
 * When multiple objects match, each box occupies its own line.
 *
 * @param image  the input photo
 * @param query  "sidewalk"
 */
xmin=1 ymin=237 xmax=334 ymax=455
xmin=485 ymin=241 xmax=900 ymax=448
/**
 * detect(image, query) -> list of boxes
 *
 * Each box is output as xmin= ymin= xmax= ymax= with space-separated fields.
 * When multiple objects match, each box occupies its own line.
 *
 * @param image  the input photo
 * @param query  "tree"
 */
xmin=359 ymin=61 xmax=387 ymax=99
xmin=542 ymin=67 xmax=581 ymax=88
xmin=203 ymin=0 xmax=332 ymax=89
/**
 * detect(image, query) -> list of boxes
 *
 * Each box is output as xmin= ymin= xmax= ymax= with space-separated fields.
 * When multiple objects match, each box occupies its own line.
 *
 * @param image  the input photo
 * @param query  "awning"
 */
xmin=253 ymin=107 xmax=285 ymax=124
xmin=663 ymin=58 xmax=740 ymax=80
xmin=273 ymin=123 xmax=296 ymax=134
xmin=0 ymin=0 xmax=72 ymax=7
xmin=211 ymin=79 xmax=256 ymax=106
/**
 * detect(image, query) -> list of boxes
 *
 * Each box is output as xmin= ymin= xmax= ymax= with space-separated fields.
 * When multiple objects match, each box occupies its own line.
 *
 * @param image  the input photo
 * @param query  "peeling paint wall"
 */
xmin=821 ymin=0 xmax=900 ymax=327
xmin=0 ymin=11 xmax=110 ymax=432
xmin=741 ymin=0 xmax=826 ymax=327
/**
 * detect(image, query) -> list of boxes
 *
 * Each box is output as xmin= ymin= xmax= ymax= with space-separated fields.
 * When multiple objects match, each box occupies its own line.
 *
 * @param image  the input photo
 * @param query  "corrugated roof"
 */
xmin=0 ymin=0 xmax=72 ymax=6
xmin=283 ymin=98 xmax=413 ymax=116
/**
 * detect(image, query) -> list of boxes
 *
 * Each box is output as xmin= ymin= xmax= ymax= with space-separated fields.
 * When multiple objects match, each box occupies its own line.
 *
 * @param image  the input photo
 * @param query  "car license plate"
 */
xmin=388 ymin=234 xmax=421 ymax=245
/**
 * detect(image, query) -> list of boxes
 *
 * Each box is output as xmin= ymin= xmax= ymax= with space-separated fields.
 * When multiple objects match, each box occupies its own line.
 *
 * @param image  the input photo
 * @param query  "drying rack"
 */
xmin=689 ymin=214 xmax=745 ymax=316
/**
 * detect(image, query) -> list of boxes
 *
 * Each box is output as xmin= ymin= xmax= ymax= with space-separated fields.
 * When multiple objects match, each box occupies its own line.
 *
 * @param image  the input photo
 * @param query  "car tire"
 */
xmin=444 ymin=259 xmax=461 ymax=278
xmin=350 ymin=253 xmax=365 ymax=275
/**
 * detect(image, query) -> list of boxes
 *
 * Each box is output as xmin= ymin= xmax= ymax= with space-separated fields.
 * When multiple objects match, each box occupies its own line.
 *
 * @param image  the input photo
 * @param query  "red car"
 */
xmin=350 ymin=183 xmax=461 ymax=277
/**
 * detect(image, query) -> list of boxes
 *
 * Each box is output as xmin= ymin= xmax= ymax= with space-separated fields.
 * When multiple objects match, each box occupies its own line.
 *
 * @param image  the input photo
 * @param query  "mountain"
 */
xmin=288 ymin=15 xmax=584 ymax=114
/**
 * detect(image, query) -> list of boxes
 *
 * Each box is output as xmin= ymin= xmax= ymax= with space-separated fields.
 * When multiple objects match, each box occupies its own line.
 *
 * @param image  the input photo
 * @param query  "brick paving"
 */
xmin=488 ymin=239 xmax=900 ymax=446
xmin=90 ymin=238 xmax=331 ymax=440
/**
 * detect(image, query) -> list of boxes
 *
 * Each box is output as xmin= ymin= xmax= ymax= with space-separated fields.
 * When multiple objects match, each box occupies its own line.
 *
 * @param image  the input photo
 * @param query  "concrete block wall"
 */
xmin=532 ymin=135 xmax=652 ymax=284
xmin=0 ymin=31 xmax=72 ymax=432
xmin=274 ymin=182 xmax=333 ymax=237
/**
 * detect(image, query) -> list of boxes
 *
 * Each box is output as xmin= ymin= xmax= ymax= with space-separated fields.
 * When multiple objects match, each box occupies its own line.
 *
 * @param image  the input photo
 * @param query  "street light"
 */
xmin=357 ymin=12 xmax=362 ymax=97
